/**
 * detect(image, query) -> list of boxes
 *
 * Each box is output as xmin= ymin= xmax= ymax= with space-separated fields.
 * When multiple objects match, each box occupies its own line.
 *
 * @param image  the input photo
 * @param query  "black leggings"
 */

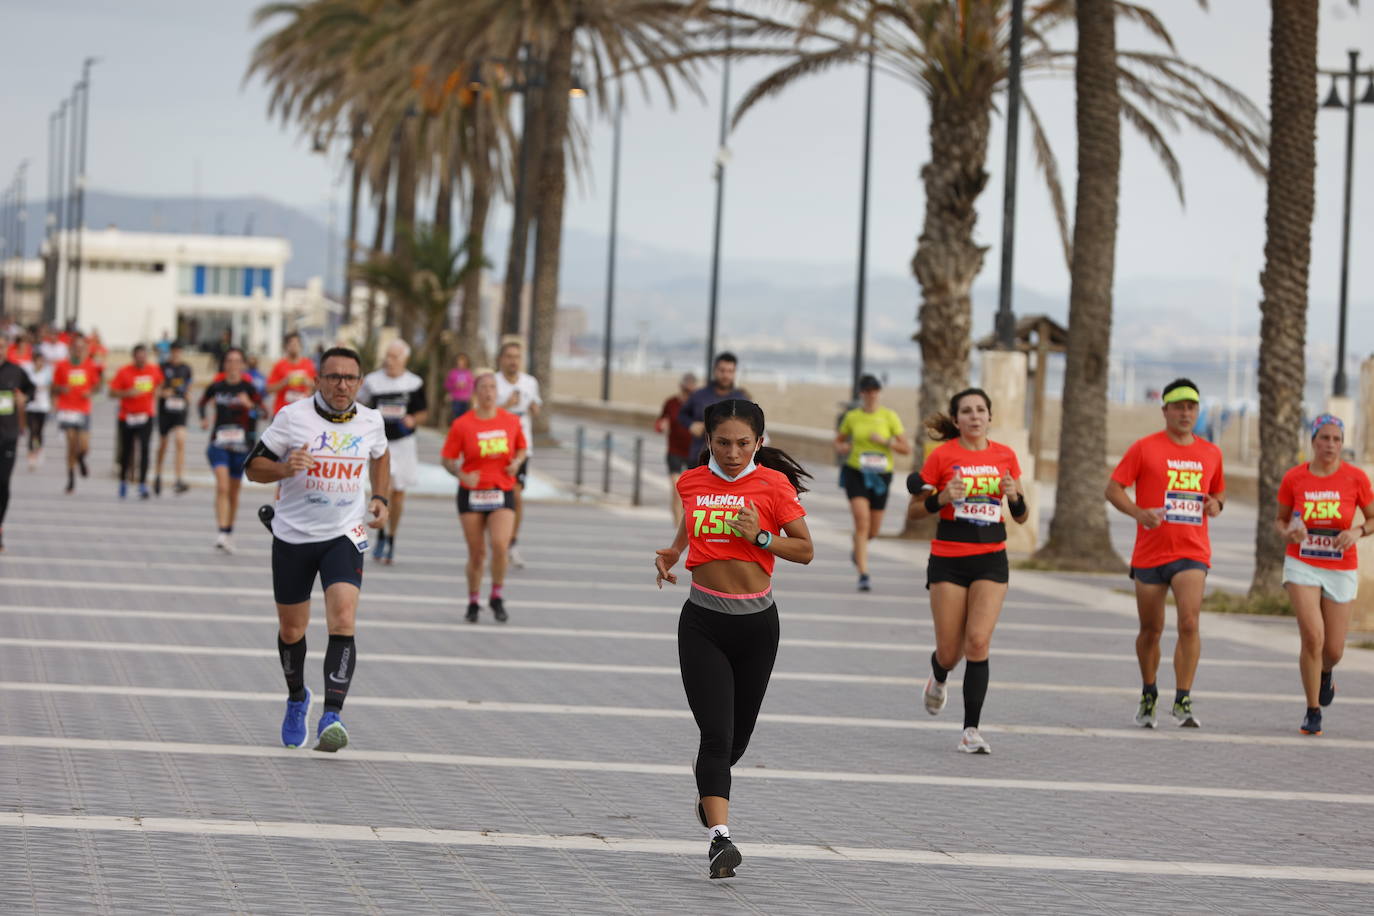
xmin=26 ymin=412 xmax=46 ymax=452
xmin=118 ymin=419 xmax=153 ymax=484
xmin=679 ymin=599 xmax=780 ymax=800
xmin=0 ymin=438 xmax=16 ymax=525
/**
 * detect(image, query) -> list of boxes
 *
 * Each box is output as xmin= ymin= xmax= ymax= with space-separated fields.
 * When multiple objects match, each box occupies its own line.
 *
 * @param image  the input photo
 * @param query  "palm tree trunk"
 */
xmin=1251 ymin=0 xmax=1317 ymax=597
xmin=1034 ymin=0 xmax=1126 ymax=571
xmin=460 ymin=120 xmax=493 ymax=369
xmin=365 ymin=156 xmax=392 ymax=346
xmin=343 ymin=114 xmax=365 ymax=325
xmin=502 ymin=78 xmax=546 ymax=337
xmin=435 ymin=164 xmax=453 ymax=243
xmin=911 ymin=91 xmax=991 ymax=423
xmin=528 ymin=28 xmax=574 ymax=438
xmin=391 ymin=130 xmax=418 ymax=339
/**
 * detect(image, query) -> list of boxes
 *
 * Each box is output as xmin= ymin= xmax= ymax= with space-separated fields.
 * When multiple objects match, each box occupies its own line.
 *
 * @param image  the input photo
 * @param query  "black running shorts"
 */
xmin=271 ymin=535 xmax=364 ymax=605
xmin=926 ymin=550 xmax=1010 ymax=590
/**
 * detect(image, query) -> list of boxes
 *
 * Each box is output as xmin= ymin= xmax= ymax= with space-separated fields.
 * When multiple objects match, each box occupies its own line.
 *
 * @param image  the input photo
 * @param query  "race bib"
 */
xmin=1164 ymin=490 xmax=1205 ymax=526
xmin=859 ymin=452 xmax=888 ymax=471
xmin=380 ymin=403 xmax=408 ymax=421
xmin=954 ymin=498 xmax=1002 ymax=524
xmin=285 ymin=389 xmax=305 ymax=403
xmin=1300 ymin=529 xmax=1344 ymax=561
xmin=163 ymin=397 xmax=187 ymax=412
xmin=213 ymin=426 xmax=246 ymax=448
xmin=125 ymin=413 xmax=150 ymax=427
xmin=57 ymin=409 xmax=85 ymax=425
xmin=468 ymin=488 xmax=504 ymax=511
xmin=345 ymin=522 xmax=369 ymax=553
xmin=0 ymin=391 xmax=13 ymax=416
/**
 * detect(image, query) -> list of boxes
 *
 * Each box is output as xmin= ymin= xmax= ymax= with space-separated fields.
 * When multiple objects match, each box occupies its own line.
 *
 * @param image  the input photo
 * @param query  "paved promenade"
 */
xmin=4 ymin=407 xmax=1374 ymax=914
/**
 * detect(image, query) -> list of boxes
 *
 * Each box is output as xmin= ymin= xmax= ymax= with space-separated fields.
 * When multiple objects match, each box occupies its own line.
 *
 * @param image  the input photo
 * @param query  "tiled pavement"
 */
xmin=3 ymin=406 xmax=1374 ymax=914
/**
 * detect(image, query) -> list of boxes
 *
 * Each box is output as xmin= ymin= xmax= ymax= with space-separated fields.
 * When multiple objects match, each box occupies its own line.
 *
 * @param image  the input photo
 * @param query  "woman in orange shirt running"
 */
xmin=905 ymin=387 xmax=1028 ymax=755
xmin=654 ymin=398 xmax=813 ymax=880
xmin=1275 ymin=414 xmax=1374 ymax=736
xmin=441 ymin=371 xmax=526 ymax=624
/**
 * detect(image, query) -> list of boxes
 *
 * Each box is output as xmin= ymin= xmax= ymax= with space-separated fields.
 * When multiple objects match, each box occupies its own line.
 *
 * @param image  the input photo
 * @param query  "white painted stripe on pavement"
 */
xmin=1 ymin=732 xmax=1371 ymax=803
xmin=0 ymin=626 xmax=1294 ymax=669
xmin=0 ymin=602 xmax=1143 ymax=647
xmin=4 ymin=809 xmax=1374 ymax=882
xmin=6 ymin=679 xmax=1374 ymax=745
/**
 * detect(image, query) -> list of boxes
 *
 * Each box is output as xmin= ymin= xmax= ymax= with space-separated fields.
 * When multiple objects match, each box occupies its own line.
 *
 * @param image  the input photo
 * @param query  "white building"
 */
xmin=0 ymin=257 xmax=44 ymax=326
xmin=45 ymin=228 xmax=291 ymax=358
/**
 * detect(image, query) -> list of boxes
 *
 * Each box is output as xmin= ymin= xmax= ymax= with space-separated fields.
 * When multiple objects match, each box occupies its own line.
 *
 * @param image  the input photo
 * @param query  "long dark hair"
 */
xmin=924 ymin=387 xmax=993 ymax=441
xmin=699 ymin=398 xmax=811 ymax=494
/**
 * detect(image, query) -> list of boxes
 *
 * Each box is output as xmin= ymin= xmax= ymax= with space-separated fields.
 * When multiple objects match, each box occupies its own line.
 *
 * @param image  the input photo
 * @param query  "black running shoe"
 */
xmin=1319 ymin=671 xmax=1335 ymax=707
xmin=77 ymin=455 xmax=88 ymax=478
xmin=65 ymin=472 xmax=75 ymax=494
xmin=490 ymin=597 xmax=508 ymax=623
xmin=465 ymin=601 xmax=480 ymax=623
xmin=258 ymin=505 xmax=275 ymax=533
xmin=1301 ymin=709 xmax=1323 ymax=736
xmin=174 ymin=480 xmax=190 ymax=494
xmin=154 ymin=476 xmax=162 ymax=496
xmin=708 ymin=835 xmax=741 ymax=879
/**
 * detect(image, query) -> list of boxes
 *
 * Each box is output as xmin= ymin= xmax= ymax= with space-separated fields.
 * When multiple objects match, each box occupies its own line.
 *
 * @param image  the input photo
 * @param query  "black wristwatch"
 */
xmin=754 ymin=530 xmax=774 ymax=549
xmin=371 ymin=495 xmax=389 ymax=506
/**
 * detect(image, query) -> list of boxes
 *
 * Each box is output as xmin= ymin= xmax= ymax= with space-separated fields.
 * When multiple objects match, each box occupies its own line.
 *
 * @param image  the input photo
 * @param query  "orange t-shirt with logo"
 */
xmin=1277 ymin=462 xmax=1374 ymax=571
xmin=53 ymin=359 xmax=102 ymax=414
xmin=1111 ymin=430 xmax=1225 ymax=569
xmin=441 ymin=409 xmax=527 ymax=490
xmin=269 ymin=358 xmax=318 ymax=415
xmin=913 ymin=439 xmax=1023 ymax=558
xmin=111 ymin=364 xmax=164 ymax=420
xmin=676 ymin=464 xmax=807 ymax=576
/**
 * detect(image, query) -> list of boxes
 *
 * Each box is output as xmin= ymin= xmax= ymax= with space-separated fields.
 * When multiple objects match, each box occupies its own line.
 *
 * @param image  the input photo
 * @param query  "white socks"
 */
xmin=709 ymin=825 xmax=729 ymax=839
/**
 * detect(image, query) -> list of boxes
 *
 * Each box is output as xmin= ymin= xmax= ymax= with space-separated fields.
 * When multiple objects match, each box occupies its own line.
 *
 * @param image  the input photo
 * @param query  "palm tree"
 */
xmin=728 ymin=1 xmax=1266 ymax=427
xmin=1250 ymin=0 xmax=1318 ymax=597
xmin=1031 ymin=0 xmax=1123 ymax=571
xmin=354 ymin=223 xmax=484 ymax=423
xmin=406 ymin=0 xmax=708 ymax=433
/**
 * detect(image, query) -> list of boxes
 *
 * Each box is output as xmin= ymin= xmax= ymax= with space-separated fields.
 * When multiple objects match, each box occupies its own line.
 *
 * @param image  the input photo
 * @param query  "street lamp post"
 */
xmin=851 ymin=44 xmax=876 ymax=401
xmin=1320 ymin=49 xmax=1374 ymax=398
xmin=50 ymin=100 xmax=68 ymax=325
xmin=994 ymin=0 xmax=1026 ymax=350
xmin=705 ymin=0 xmax=732 ymax=379
xmin=601 ymin=86 xmax=624 ymax=403
xmin=71 ymin=58 xmax=95 ymax=327
xmin=63 ymin=79 xmax=81 ymax=325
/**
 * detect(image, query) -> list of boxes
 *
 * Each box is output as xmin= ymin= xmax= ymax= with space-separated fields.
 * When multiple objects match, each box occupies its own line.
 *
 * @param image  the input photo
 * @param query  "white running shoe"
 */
xmin=923 ymin=675 xmax=947 ymax=716
xmin=508 ymin=545 xmax=526 ymax=569
xmin=957 ymin=727 xmax=991 ymax=754
xmin=215 ymin=533 xmax=235 ymax=555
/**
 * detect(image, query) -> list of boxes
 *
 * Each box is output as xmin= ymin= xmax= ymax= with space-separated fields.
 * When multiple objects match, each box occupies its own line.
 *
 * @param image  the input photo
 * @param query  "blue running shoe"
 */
xmin=281 ymin=687 xmax=312 ymax=748
xmin=371 ymin=530 xmax=388 ymax=560
xmin=314 ymin=710 xmax=349 ymax=752
xmin=118 ymin=481 xmax=128 ymax=499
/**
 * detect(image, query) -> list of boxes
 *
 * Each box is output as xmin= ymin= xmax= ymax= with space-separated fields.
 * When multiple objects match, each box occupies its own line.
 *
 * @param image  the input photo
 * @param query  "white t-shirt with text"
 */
xmin=259 ymin=398 xmax=389 ymax=544
xmin=494 ymin=372 xmax=541 ymax=452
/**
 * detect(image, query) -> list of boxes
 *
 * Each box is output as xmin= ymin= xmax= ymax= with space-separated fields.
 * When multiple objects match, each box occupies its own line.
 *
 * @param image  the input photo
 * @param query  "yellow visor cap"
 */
xmin=1162 ymin=387 xmax=1200 ymax=405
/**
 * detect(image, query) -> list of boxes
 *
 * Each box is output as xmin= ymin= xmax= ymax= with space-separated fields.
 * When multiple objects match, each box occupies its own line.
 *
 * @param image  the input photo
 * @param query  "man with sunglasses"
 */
xmin=246 ymin=347 xmax=390 ymax=753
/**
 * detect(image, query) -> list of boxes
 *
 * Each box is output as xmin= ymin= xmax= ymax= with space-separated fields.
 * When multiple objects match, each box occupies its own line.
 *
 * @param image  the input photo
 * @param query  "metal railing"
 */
xmin=570 ymin=424 xmax=647 ymax=506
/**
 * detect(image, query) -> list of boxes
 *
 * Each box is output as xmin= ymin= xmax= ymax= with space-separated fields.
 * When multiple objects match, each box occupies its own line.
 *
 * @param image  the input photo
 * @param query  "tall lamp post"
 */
xmin=994 ymin=0 xmax=1025 ymax=350
xmin=851 ymin=43 xmax=876 ymax=401
xmin=705 ymin=0 xmax=732 ymax=379
xmin=1320 ymin=49 xmax=1374 ymax=398
xmin=601 ymin=86 xmax=624 ymax=402
xmin=71 ymin=57 xmax=96 ymax=327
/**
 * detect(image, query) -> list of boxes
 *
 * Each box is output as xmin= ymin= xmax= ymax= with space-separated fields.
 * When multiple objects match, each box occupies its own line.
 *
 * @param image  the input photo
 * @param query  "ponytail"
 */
xmin=757 ymin=445 xmax=811 ymax=494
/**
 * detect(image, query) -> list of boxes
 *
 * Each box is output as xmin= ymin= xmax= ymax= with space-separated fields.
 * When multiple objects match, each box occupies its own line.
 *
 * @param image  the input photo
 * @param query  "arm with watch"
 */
xmin=724 ymin=500 xmax=814 ymax=565
xmin=366 ymin=450 xmax=391 ymax=529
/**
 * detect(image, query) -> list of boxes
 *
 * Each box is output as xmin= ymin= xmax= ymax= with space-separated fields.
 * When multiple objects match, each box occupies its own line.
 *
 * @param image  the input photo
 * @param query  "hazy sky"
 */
xmin=2 ymin=0 xmax=1372 ymax=358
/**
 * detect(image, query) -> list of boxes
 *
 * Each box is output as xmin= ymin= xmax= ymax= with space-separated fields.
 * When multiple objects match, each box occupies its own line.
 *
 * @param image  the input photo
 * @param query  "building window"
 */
xmin=194 ymin=265 xmax=206 ymax=295
xmin=259 ymin=267 xmax=272 ymax=297
xmin=178 ymin=265 xmax=193 ymax=294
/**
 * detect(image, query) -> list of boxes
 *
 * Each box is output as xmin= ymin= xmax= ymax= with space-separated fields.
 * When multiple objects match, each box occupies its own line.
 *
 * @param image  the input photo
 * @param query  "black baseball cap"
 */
xmin=858 ymin=374 xmax=882 ymax=391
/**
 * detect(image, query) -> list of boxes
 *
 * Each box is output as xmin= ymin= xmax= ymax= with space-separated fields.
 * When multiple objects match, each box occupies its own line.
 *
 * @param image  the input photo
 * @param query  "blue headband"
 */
xmin=1311 ymin=413 xmax=1344 ymax=440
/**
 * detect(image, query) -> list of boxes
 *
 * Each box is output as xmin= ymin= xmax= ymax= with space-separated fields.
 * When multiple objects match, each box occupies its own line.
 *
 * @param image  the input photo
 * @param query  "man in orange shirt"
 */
xmin=51 ymin=335 xmax=102 ymax=494
xmin=266 ymin=332 xmax=317 ymax=415
xmin=1107 ymin=378 xmax=1226 ymax=729
xmin=109 ymin=344 xmax=165 ymax=499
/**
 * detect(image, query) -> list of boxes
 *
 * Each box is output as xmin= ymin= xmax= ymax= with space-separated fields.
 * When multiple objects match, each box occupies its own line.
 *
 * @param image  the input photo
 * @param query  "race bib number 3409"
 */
xmin=1164 ymin=491 xmax=1205 ymax=526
